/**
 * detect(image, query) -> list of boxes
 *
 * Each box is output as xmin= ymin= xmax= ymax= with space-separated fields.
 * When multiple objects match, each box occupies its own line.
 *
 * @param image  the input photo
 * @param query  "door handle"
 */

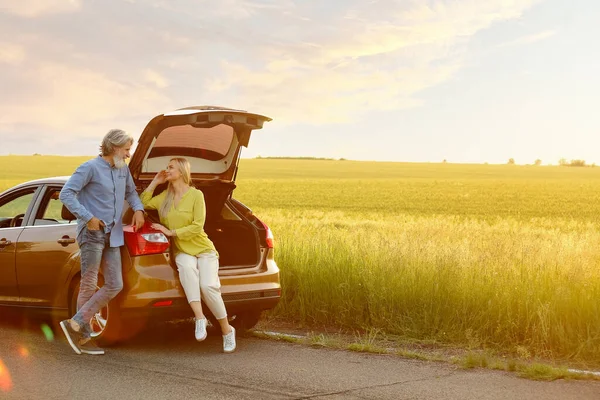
xmin=0 ymin=239 xmax=11 ymax=247
xmin=57 ymin=237 xmax=76 ymax=246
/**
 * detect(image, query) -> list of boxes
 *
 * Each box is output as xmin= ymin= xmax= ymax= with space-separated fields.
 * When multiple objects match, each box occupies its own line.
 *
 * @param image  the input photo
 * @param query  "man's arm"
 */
xmin=125 ymin=170 xmax=145 ymax=230
xmin=125 ymin=170 xmax=144 ymax=212
xmin=59 ymin=162 xmax=94 ymax=223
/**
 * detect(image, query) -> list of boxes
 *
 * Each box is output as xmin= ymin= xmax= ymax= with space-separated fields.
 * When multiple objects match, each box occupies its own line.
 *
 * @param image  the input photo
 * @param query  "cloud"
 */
xmin=144 ymin=69 xmax=169 ymax=88
xmin=202 ymin=0 xmax=545 ymax=123
xmin=0 ymin=0 xmax=547 ymax=154
xmin=0 ymin=62 xmax=172 ymax=134
xmin=0 ymin=0 xmax=81 ymax=17
xmin=151 ymin=0 xmax=296 ymax=20
xmin=204 ymin=57 xmax=460 ymax=123
xmin=497 ymin=30 xmax=557 ymax=47
xmin=0 ymin=43 xmax=26 ymax=65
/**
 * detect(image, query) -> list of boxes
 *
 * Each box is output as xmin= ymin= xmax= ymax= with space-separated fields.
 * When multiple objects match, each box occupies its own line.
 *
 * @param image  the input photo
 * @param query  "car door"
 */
xmin=16 ymin=185 xmax=79 ymax=307
xmin=0 ymin=185 xmax=41 ymax=303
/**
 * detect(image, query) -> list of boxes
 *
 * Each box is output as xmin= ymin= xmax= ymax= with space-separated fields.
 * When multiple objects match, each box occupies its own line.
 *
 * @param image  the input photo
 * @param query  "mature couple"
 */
xmin=59 ymin=129 xmax=236 ymax=355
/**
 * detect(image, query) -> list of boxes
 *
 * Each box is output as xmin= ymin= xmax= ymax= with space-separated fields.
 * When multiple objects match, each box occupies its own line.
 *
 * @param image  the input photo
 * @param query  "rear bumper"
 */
xmin=119 ymin=254 xmax=280 ymax=321
xmin=120 ymin=292 xmax=280 ymax=321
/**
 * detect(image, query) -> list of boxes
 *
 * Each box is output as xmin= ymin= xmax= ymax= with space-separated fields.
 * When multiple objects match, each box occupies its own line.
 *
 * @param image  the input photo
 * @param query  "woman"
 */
xmin=140 ymin=157 xmax=236 ymax=353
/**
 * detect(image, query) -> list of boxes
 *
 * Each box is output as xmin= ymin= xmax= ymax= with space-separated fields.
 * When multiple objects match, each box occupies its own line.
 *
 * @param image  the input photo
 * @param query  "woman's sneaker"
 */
xmin=223 ymin=326 xmax=236 ymax=353
xmin=195 ymin=318 xmax=207 ymax=341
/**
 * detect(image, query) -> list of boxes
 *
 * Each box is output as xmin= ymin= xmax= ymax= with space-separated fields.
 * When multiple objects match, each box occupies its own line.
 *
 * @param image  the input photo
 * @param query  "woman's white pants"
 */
xmin=175 ymin=252 xmax=227 ymax=320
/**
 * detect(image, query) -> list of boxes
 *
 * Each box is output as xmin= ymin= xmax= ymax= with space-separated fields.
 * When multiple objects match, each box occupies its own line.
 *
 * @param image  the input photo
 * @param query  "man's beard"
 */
xmin=113 ymin=155 xmax=127 ymax=169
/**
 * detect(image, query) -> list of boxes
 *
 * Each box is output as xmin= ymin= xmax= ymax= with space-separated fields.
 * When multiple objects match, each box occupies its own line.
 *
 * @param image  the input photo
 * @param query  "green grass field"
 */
xmin=2 ymin=156 xmax=600 ymax=364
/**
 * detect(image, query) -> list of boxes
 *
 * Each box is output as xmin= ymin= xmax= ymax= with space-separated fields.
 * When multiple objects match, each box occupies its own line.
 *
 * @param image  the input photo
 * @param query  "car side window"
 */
xmin=34 ymin=187 xmax=72 ymax=226
xmin=0 ymin=189 xmax=36 ymax=228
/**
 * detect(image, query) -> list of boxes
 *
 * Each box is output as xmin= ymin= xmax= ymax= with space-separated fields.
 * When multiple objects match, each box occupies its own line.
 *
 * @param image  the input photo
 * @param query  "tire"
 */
xmin=229 ymin=310 xmax=262 ymax=333
xmin=206 ymin=310 xmax=262 ymax=334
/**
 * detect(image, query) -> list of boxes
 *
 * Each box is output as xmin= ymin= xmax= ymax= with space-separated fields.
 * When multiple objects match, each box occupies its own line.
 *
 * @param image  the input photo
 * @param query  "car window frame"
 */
xmin=0 ymin=185 xmax=44 ymax=229
xmin=30 ymin=184 xmax=74 ymax=227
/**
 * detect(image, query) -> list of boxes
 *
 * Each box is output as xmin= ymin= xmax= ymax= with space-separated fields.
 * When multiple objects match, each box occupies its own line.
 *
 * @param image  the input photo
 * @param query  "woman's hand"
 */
xmin=151 ymin=223 xmax=174 ymax=237
xmin=151 ymin=170 xmax=168 ymax=186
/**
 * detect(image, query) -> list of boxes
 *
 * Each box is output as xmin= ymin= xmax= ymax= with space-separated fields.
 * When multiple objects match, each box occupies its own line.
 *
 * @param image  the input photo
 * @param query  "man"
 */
xmin=59 ymin=129 xmax=145 ymax=355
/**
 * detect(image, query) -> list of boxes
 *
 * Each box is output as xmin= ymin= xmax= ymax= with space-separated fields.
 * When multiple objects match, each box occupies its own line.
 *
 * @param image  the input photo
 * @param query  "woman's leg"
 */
xmin=175 ymin=253 xmax=204 ymax=319
xmin=197 ymin=252 xmax=236 ymax=352
xmin=197 ymin=252 xmax=231 ymax=335
xmin=176 ymin=252 xmax=208 ymax=341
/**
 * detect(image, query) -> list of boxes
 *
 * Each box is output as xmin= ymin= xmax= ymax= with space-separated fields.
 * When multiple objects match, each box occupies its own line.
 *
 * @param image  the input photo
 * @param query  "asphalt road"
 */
xmin=1 ymin=316 xmax=598 ymax=399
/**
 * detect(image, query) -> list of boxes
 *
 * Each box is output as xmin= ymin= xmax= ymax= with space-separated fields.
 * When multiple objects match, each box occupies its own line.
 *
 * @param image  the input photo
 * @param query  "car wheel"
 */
xmin=229 ymin=310 xmax=262 ymax=333
xmin=69 ymin=278 xmax=123 ymax=346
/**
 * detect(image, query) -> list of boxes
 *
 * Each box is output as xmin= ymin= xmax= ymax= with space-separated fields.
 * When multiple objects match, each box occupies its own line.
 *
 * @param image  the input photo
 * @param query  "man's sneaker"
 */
xmin=195 ymin=318 xmax=207 ymax=341
xmin=79 ymin=339 xmax=105 ymax=355
xmin=59 ymin=319 xmax=83 ymax=355
xmin=223 ymin=326 xmax=236 ymax=353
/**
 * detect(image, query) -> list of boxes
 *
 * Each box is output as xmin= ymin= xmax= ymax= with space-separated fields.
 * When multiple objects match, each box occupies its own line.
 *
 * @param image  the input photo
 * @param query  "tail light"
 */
xmin=257 ymin=219 xmax=274 ymax=248
xmin=152 ymin=300 xmax=173 ymax=307
xmin=124 ymin=223 xmax=170 ymax=256
xmin=265 ymin=226 xmax=274 ymax=248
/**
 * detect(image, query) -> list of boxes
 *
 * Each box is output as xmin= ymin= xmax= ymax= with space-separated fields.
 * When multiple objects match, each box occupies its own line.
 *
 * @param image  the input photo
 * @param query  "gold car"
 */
xmin=0 ymin=106 xmax=280 ymax=344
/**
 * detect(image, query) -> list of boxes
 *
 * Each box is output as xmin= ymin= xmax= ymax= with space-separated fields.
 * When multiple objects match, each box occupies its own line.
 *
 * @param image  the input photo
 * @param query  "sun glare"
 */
xmin=0 ymin=359 xmax=13 ymax=392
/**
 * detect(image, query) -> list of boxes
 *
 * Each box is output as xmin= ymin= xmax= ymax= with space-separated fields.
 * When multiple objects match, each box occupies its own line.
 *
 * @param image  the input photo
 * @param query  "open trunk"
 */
xmin=129 ymin=106 xmax=273 ymax=270
xmin=142 ymin=180 xmax=263 ymax=269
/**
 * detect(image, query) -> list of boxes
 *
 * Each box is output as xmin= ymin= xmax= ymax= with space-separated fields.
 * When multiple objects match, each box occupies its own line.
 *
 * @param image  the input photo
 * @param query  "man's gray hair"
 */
xmin=100 ymin=129 xmax=134 ymax=156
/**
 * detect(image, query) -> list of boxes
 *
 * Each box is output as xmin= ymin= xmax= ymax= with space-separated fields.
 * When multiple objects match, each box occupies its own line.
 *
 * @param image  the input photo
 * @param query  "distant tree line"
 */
xmin=505 ymin=158 xmax=596 ymax=167
xmin=250 ymin=155 xmax=598 ymax=166
xmin=255 ymin=156 xmax=345 ymax=161
xmin=558 ymin=158 xmax=593 ymax=167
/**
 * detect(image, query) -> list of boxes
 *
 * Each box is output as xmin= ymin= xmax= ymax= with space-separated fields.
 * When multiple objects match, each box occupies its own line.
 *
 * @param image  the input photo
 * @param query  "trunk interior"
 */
xmin=204 ymin=221 xmax=258 ymax=267
xmin=141 ymin=181 xmax=260 ymax=268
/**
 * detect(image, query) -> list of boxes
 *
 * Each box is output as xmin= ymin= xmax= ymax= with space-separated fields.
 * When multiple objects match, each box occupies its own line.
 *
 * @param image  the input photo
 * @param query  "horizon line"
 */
xmin=0 ymin=154 xmax=595 ymax=166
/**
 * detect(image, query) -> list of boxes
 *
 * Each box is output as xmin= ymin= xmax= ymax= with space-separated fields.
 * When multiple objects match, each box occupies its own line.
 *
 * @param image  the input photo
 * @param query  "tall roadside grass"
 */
xmin=4 ymin=156 xmax=600 ymax=363
xmin=258 ymin=208 xmax=600 ymax=363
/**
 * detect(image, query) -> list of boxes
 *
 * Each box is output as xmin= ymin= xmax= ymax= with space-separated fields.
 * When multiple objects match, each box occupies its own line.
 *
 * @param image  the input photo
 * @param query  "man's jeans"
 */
xmin=72 ymin=227 xmax=123 ymax=338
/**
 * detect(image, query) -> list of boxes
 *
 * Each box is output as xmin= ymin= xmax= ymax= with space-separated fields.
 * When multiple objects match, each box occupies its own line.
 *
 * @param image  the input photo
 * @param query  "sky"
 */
xmin=0 ymin=0 xmax=597 ymax=164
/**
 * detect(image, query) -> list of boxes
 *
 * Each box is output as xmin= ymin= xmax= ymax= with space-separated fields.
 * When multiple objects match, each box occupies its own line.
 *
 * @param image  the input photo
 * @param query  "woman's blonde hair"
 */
xmin=159 ymin=157 xmax=192 ymax=218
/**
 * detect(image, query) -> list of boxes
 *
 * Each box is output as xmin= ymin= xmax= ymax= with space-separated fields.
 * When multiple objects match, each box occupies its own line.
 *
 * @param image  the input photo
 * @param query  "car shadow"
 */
xmin=1 ymin=310 xmax=57 ymax=335
xmin=0 ymin=310 xmax=236 ymax=352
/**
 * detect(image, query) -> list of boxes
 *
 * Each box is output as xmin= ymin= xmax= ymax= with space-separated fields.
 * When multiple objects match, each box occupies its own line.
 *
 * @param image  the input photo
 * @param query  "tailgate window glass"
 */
xmin=149 ymin=124 xmax=234 ymax=161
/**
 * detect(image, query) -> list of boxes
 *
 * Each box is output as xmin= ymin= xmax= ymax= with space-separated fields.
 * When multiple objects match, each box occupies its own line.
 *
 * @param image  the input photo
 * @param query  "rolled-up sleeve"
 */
xmin=59 ymin=163 xmax=94 ymax=223
xmin=125 ymin=171 xmax=144 ymax=212
xmin=174 ymin=191 xmax=206 ymax=240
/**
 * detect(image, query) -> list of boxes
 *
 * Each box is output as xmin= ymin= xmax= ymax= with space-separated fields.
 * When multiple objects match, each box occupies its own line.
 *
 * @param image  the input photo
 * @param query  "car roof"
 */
xmin=2 ymin=176 xmax=70 ymax=195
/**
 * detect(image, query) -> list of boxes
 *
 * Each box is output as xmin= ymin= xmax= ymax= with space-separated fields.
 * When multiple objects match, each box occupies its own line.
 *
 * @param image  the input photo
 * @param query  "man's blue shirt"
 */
xmin=59 ymin=156 xmax=144 ymax=247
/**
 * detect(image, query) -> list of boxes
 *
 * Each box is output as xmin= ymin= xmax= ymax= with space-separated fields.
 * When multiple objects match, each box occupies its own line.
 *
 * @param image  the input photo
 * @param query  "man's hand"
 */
xmin=87 ymin=217 xmax=105 ymax=231
xmin=132 ymin=210 xmax=145 ymax=231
